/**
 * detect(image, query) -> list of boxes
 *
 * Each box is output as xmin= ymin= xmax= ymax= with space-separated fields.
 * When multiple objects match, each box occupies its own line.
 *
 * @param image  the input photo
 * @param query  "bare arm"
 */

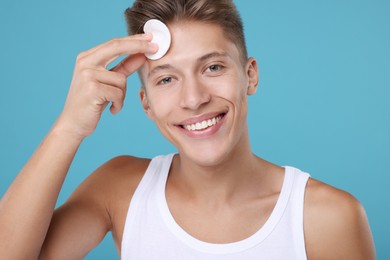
xmin=38 ymin=155 xmax=149 ymax=259
xmin=0 ymin=34 xmax=157 ymax=259
xmin=39 ymin=157 xmax=120 ymax=260
xmin=304 ymin=179 xmax=376 ymax=260
xmin=0 ymin=128 xmax=82 ymax=260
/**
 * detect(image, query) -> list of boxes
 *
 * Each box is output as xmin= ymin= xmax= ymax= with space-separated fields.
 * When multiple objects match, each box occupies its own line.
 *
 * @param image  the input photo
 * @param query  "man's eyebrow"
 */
xmin=197 ymin=51 xmax=230 ymax=63
xmin=148 ymin=64 xmax=175 ymax=77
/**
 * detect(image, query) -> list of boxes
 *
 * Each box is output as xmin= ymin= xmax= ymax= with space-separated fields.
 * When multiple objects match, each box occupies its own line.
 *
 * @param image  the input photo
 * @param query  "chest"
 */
xmin=165 ymin=191 xmax=280 ymax=244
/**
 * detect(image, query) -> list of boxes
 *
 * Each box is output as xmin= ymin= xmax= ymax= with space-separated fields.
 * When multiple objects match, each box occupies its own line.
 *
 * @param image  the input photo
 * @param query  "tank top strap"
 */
xmin=121 ymin=153 xmax=175 ymax=257
xmin=283 ymin=166 xmax=310 ymax=259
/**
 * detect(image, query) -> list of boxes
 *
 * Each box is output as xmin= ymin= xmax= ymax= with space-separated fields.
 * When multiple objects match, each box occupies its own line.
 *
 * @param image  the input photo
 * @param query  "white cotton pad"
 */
xmin=143 ymin=19 xmax=171 ymax=60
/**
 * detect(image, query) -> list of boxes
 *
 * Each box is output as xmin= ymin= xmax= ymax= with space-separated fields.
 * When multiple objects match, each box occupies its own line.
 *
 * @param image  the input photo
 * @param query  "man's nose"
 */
xmin=179 ymin=78 xmax=211 ymax=110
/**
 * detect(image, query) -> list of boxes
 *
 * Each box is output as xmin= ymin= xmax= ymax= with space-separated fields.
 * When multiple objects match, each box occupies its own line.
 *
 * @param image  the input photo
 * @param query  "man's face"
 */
xmin=140 ymin=21 xmax=258 ymax=166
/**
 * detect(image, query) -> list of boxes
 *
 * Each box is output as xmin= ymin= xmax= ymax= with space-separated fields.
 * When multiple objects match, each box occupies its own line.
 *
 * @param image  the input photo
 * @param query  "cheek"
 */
xmin=212 ymin=76 xmax=247 ymax=104
xmin=147 ymin=92 xmax=174 ymax=121
xmin=224 ymin=78 xmax=249 ymax=117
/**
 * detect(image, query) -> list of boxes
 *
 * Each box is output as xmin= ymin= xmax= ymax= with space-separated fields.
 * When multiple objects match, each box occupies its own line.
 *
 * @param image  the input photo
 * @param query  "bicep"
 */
xmin=38 ymin=155 xmax=146 ymax=259
xmin=39 ymin=184 xmax=111 ymax=259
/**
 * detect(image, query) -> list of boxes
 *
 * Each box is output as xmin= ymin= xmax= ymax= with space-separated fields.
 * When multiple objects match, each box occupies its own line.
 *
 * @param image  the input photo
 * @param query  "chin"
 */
xmin=180 ymin=146 xmax=232 ymax=168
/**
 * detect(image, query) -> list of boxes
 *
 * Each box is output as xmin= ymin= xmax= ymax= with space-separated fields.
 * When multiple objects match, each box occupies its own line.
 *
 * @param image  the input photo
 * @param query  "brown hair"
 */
xmin=124 ymin=0 xmax=248 ymax=64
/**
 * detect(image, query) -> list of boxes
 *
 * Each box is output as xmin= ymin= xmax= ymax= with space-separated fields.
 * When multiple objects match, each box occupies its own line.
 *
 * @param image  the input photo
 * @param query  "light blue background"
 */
xmin=0 ymin=0 xmax=388 ymax=258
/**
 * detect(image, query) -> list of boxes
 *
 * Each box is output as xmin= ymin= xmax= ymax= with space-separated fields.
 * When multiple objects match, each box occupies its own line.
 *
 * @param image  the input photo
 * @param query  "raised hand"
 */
xmin=56 ymin=33 xmax=157 ymax=140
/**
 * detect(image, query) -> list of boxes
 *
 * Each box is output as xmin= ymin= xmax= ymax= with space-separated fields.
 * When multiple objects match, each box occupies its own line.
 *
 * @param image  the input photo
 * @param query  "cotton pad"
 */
xmin=143 ymin=19 xmax=171 ymax=60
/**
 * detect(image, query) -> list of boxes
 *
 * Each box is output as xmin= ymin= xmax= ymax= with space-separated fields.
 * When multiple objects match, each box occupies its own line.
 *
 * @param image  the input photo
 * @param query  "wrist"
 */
xmin=50 ymin=118 xmax=87 ymax=145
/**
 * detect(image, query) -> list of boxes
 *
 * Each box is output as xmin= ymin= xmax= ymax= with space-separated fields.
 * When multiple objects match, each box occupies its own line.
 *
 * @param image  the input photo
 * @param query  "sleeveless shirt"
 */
xmin=121 ymin=154 xmax=310 ymax=259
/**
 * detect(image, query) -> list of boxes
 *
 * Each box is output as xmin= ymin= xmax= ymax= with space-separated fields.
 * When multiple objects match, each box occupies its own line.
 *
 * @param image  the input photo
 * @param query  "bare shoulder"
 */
xmin=69 ymin=155 xmax=150 ymax=205
xmin=77 ymin=155 xmax=151 ymax=235
xmin=304 ymin=178 xmax=376 ymax=260
xmin=40 ymin=155 xmax=150 ymax=258
xmin=85 ymin=155 xmax=151 ymax=192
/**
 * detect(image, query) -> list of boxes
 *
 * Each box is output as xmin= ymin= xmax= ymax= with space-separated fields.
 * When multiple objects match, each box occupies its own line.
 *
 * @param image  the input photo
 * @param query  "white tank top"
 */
xmin=121 ymin=154 xmax=310 ymax=259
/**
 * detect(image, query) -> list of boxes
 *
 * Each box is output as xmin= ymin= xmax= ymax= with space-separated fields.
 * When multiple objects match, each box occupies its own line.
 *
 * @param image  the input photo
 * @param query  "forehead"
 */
xmin=139 ymin=21 xmax=240 ymax=81
xmin=166 ymin=21 xmax=233 ymax=54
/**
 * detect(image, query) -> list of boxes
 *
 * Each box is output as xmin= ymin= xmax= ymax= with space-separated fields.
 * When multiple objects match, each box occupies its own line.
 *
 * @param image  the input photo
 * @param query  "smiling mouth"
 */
xmin=180 ymin=113 xmax=226 ymax=131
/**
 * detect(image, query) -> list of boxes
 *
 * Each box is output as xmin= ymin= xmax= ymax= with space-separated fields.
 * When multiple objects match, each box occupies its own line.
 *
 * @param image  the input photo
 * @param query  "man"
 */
xmin=0 ymin=0 xmax=375 ymax=259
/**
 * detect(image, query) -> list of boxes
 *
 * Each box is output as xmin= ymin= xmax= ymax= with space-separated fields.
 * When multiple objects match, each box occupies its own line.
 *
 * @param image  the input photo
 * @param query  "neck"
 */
xmin=169 ymin=133 xmax=269 ymax=204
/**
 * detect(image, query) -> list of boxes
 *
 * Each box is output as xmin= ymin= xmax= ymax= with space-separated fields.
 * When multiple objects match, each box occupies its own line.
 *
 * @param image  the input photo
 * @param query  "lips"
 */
xmin=176 ymin=112 xmax=226 ymax=134
xmin=182 ymin=114 xmax=224 ymax=131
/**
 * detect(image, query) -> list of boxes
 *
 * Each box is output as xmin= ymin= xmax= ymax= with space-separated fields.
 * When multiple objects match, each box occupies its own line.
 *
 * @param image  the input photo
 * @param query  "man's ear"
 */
xmin=245 ymin=57 xmax=259 ymax=96
xmin=139 ymin=87 xmax=154 ymax=120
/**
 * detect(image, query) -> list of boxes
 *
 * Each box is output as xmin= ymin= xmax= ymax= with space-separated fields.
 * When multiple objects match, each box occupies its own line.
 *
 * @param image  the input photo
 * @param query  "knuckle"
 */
xmin=76 ymin=52 xmax=85 ymax=61
xmin=137 ymin=40 xmax=148 ymax=49
xmin=108 ymin=38 xmax=122 ymax=49
xmin=81 ymin=68 xmax=95 ymax=81
xmin=112 ymin=87 xmax=125 ymax=101
xmin=115 ymin=86 xmax=125 ymax=98
xmin=75 ymin=52 xmax=88 ymax=66
xmin=117 ymin=73 xmax=127 ymax=86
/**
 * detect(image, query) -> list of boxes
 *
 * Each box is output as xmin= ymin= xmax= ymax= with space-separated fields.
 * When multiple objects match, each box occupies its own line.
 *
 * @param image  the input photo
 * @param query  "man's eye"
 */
xmin=159 ymin=77 xmax=172 ymax=85
xmin=207 ymin=64 xmax=222 ymax=72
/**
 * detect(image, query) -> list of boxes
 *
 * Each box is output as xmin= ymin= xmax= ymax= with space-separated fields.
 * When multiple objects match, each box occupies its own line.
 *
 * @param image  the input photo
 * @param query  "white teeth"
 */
xmin=183 ymin=115 xmax=223 ymax=131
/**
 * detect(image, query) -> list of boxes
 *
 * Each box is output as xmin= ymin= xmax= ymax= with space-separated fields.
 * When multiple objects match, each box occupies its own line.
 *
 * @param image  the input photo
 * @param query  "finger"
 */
xmin=78 ymin=33 xmax=152 ymax=60
xmin=110 ymin=53 xmax=147 ymax=77
xmin=96 ymin=83 xmax=126 ymax=115
xmin=91 ymin=69 xmax=127 ymax=91
xmin=80 ymin=36 xmax=157 ymax=68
